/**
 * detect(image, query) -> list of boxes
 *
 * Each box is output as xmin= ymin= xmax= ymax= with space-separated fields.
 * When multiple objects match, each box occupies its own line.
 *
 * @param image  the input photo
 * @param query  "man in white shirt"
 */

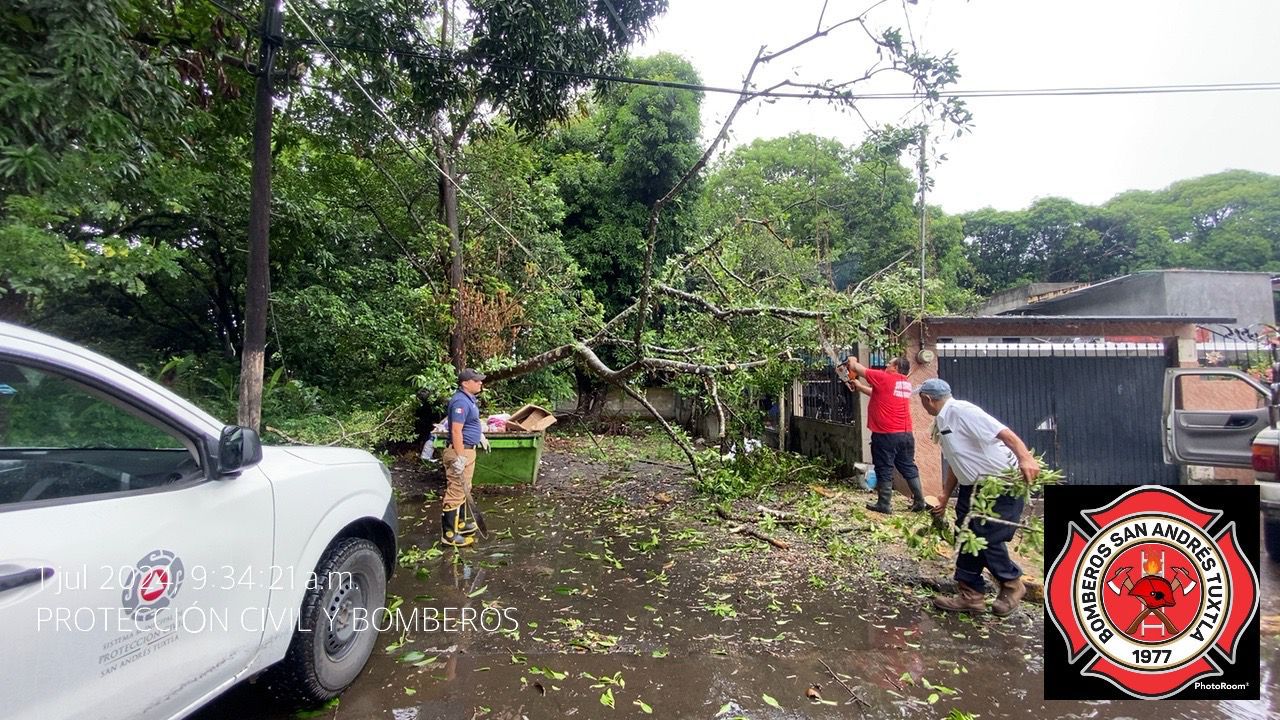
xmin=916 ymin=378 xmax=1040 ymax=617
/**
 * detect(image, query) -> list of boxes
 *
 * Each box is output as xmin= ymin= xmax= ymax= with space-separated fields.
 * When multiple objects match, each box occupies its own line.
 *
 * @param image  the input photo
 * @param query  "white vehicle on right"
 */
xmin=1163 ymin=366 xmax=1280 ymax=561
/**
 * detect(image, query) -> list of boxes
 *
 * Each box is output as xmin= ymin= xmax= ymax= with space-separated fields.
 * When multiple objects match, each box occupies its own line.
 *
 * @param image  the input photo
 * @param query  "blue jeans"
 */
xmin=953 ymin=483 xmax=1025 ymax=590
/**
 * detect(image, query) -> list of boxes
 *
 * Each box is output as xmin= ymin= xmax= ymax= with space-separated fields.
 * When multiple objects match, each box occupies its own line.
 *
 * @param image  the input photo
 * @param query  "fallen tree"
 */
xmin=483 ymin=0 xmax=972 ymax=476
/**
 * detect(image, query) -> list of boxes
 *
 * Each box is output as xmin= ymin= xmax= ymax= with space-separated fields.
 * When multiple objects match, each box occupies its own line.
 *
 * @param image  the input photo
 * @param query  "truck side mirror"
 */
xmin=214 ymin=425 xmax=264 ymax=477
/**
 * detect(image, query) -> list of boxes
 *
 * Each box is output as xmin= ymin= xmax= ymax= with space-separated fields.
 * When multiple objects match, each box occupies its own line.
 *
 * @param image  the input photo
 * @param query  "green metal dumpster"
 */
xmin=435 ymin=432 xmax=545 ymax=485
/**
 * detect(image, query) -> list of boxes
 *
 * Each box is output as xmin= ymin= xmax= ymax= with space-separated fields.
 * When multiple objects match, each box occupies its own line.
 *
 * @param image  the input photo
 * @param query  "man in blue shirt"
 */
xmin=442 ymin=368 xmax=487 ymax=546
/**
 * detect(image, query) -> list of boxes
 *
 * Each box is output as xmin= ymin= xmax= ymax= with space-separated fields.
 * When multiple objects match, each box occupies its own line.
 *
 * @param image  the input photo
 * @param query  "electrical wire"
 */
xmin=282 ymin=0 xmax=537 ymax=262
xmin=284 ymin=0 xmax=599 ymax=334
xmin=286 ymin=38 xmax=1280 ymax=101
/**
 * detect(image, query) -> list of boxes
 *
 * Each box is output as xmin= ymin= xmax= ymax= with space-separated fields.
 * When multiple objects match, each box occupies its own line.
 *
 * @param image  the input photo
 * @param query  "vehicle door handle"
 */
xmin=1225 ymin=414 xmax=1258 ymax=429
xmin=0 ymin=567 xmax=54 ymax=592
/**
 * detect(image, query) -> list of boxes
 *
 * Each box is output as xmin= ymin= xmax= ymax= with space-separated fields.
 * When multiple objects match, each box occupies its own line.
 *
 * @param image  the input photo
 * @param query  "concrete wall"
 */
xmin=555 ymin=387 xmax=683 ymax=421
xmin=791 ymin=416 xmax=862 ymax=476
xmin=1025 ymin=272 xmax=1169 ymax=317
xmin=1162 ymin=271 xmax=1276 ymax=329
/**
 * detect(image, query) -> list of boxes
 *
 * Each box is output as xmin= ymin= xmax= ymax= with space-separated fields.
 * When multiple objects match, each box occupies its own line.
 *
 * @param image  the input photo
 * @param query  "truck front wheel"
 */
xmin=267 ymin=537 xmax=387 ymax=705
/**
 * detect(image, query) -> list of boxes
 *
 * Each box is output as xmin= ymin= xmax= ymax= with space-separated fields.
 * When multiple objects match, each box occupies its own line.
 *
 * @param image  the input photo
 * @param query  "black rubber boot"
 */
xmin=905 ymin=475 xmax=928 ymax=512
xmin=865 ymin=475 xmax=893 ymax=514
xmin=441 ymin=505 xmax=474 ymax=547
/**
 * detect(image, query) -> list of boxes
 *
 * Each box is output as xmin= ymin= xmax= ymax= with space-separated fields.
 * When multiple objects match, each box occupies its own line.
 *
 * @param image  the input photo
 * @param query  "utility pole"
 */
xmin=917 ymin=126 xmax=928 ymax=315
xmin=238 ymin=0 xmax=284 ymax=431
xmin=440 ymin=0 xmax=466 ymax=372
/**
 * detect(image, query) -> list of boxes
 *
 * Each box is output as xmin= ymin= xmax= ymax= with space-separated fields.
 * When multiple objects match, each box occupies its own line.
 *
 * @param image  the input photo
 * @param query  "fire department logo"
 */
xmin=1046 ymin=486 xmax=1258 ymax=699
xmin=121 ymin=549 xmax=184 ymax=622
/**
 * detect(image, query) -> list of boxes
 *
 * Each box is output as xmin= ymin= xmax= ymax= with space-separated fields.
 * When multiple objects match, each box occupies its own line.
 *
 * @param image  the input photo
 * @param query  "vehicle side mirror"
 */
xmin=215 ymin=425 xmax=263 ymax=477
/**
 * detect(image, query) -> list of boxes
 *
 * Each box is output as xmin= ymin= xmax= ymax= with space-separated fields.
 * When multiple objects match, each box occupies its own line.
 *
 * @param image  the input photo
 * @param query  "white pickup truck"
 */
xmin=0 ymin=322 xmax=396 ymax=719
xmin=1164 ymin=365 xmax=1280 ymax=562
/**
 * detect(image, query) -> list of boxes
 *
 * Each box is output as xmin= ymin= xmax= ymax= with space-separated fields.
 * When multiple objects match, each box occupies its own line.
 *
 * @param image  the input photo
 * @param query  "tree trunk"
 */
xmin=573 ymin=366 xmax=613 ymax=419
xmin=237 ymin=21 xmax=277 ymax=431
xmin=0 ymin=282 xmax=28 ymax=323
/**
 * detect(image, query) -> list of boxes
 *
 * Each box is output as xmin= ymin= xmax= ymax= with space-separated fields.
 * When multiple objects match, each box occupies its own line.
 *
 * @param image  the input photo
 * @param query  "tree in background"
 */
xmin=543 ymin=52 xmax=704 ymax=319
xmin=286 ymin=0 xmax=669 ymax=371
xmin=962 ymin=170 xmax=1280 ymax=295
xmin=0 ymin=0 xmax=231 ymax=318
xmin=704 ymin=132 xmax=920 ymax=290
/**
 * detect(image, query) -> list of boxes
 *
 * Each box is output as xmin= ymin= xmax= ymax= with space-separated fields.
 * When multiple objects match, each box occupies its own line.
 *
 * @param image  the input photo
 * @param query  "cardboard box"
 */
xmin=506 ymin=403 xmax=557 ymax=432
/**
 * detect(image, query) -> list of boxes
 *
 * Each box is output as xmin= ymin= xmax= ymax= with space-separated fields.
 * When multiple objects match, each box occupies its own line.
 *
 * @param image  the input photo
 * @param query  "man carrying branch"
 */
xmin=916 ymin=379 xmax=1040 ymax=617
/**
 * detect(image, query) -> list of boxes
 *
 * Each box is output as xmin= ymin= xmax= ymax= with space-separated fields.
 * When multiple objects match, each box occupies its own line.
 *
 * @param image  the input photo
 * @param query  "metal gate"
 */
xmin=937 ymin=343 xmax=1178 ymax=485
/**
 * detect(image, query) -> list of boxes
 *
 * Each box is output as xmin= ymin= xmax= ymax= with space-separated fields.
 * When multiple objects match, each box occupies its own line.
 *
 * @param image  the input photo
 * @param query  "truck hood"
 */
xmin=266 ymin=445 xmax=381 ymax=466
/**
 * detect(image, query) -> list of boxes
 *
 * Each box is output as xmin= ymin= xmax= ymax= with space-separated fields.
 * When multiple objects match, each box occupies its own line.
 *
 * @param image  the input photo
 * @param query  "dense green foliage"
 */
xmin=3 ymin=2 xmax=1277 ymax=450
xmin=962 ymin=170 xmax=1280 ymax=295
xmin=545 ymin=53 xmax=704 ymax=318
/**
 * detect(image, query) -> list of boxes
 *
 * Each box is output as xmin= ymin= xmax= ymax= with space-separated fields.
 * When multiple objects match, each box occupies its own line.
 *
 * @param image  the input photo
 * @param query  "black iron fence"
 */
xmin=799 ymin=364 xmax=858 ymax=424
xmin=1196 ymin=324 xmax=1278 ymax=381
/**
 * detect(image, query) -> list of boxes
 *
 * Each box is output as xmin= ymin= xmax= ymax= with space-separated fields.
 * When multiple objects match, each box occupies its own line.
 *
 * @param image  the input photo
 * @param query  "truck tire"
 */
xmin=1265 ymin=518 xmax=1280 ymax=564
xmin=266 ymin=537 xmax=387 ymax=705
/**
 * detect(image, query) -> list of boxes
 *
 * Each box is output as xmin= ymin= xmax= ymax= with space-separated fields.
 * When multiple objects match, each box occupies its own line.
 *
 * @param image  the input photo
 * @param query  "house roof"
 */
xmin=924 ymin=315 xmax=1235 ymax=325
xmin=1001 ymin=270 xmax=1273 ymax=316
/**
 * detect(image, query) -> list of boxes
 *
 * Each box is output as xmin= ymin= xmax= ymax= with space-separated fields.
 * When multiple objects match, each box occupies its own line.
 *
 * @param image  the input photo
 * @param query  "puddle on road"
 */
xmin=200 ymin=489 xmax=1279 ymax=720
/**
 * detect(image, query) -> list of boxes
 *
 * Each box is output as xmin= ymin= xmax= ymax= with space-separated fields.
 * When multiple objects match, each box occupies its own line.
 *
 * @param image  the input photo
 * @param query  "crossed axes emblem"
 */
xmin=1106 ymin=565 xmax=1197 ymax=635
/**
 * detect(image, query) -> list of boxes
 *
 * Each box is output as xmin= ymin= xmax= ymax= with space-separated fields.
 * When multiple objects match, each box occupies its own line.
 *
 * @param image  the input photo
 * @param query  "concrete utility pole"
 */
xmin=918 ymin=126 xmax=928 ymax=316
xmin=238 ymin=0 xmax=284 ymax=430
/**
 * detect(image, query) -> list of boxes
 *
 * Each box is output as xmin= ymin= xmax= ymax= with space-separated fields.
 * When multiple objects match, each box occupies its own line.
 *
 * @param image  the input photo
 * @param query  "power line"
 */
xmin=283 ymin=0 xmax=593 ymax=328
xmin=281 ymin=0 xmax=537 ymax=262
xmin=287 ymin=38 xmax=1280 ymax=101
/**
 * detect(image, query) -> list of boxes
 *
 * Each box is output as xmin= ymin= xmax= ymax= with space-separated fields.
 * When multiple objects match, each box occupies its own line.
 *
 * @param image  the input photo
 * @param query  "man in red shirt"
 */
xmin=845 ymin=355 xmax=927 ymax=514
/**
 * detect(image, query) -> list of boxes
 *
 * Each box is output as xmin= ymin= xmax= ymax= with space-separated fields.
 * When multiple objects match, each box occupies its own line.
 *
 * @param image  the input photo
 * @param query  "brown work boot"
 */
xmin=991 ymin=577 xmax=1026 ymax=617
xmin=932 ymin=581 xmax=986 ymax=613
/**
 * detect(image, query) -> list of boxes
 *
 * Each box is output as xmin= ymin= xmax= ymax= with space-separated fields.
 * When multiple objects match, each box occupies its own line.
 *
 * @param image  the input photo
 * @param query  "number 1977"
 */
xmin=1132 ymin=649 xmax=1171 ymax=664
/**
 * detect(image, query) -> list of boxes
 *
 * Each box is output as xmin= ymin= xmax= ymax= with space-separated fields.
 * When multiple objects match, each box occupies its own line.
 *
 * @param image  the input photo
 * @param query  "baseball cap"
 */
xmin=914 ymin=378 xmax=951 ymax=398
xmin=458 ymin=368 xmax=486 ymax=383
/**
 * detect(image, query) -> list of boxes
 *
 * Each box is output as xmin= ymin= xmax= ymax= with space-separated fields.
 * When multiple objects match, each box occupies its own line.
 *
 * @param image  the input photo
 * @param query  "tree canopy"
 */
xmin=962 ymin=170 xmax=1280 ymax=295
xmin=3 ymin=1 xmax=1277 ymax=453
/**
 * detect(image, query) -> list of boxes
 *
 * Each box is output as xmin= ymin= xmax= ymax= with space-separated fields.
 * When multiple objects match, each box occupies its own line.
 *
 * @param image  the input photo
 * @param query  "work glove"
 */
xmin=480 ymin=435 xmax=491 ymax=452
xmin=450 ymin=455 xmax=467 ymax=475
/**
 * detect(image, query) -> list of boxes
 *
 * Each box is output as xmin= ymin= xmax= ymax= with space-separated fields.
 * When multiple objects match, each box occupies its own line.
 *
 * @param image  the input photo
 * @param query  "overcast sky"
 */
xmin=636 ymin=0 xmax=1280 ymax=214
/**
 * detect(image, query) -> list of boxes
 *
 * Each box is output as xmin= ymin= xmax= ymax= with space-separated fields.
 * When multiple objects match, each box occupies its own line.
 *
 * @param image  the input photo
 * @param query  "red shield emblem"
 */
xmin=1045 ymin=486 xmax=1258 ymax=698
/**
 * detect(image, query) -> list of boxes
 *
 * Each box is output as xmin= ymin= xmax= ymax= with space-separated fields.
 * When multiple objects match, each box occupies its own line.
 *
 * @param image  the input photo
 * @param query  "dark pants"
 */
xmin=870 ymin=432 xmax=924 ymax=505
xmin=953 ymin=483 xmax=1025 ymax=590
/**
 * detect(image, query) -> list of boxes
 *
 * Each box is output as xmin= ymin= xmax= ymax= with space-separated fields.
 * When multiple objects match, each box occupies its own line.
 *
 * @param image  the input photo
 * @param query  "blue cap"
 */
xmin=914 ymin=378 xmax=952 ymax=398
